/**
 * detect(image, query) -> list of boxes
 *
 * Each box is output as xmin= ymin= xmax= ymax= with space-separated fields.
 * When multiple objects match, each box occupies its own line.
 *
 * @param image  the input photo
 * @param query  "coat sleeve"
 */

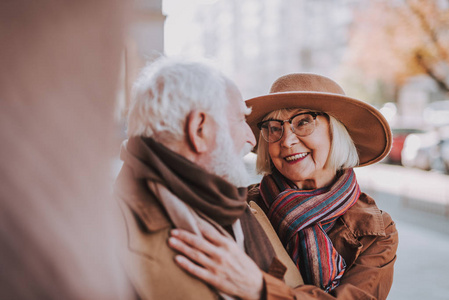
xmin=262 ymin=211 xmax=398 ymax=300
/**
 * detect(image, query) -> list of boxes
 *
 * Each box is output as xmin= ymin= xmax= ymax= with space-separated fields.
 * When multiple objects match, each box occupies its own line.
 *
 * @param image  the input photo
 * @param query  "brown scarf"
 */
xmin=119 ymin=136 xmax=276 ymax=272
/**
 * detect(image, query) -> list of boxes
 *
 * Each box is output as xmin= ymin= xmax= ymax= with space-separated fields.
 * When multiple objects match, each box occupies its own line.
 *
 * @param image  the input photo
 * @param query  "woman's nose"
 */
xmin=280 ymin=123 xmax=298 ymax=148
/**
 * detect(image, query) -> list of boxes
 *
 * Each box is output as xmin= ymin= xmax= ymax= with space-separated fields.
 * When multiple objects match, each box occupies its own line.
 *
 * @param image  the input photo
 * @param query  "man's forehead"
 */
xmin=233 ymin=95 xmax=251 ymax=115
xmin=226 ymin=82 xmax=249 ymax=113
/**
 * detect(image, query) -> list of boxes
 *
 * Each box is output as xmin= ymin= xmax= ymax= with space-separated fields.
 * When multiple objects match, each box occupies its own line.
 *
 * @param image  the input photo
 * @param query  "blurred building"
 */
xmin=167 ymin=0 xmax=362 ymax=99
xmin=116 ymin=0 xmax=164 ymax=123
xmin=131 ymin=0 xmax=165 ymax=59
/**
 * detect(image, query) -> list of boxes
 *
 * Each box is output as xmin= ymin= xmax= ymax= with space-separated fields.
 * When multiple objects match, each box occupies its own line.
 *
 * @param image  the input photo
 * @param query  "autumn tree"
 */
xmin=345 ymin=0 xmax=449 ymax=100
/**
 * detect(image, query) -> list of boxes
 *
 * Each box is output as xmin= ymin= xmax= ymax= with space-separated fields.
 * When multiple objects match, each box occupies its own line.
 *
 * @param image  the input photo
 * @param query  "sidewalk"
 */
xmin=355 ymin=163 xmax=449 ymax=218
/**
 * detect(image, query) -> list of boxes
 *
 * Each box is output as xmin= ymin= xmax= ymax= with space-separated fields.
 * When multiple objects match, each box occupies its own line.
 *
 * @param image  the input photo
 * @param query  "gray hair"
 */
xmin=256 ymin=108 xmax=359 ymax=175
xmin=127 ymin=57 xmax=229 ymax=143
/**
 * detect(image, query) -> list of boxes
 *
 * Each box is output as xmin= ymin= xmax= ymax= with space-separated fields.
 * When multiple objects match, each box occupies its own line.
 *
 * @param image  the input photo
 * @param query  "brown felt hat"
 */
xmin=245 ymin=73 xmax=392 ymax=167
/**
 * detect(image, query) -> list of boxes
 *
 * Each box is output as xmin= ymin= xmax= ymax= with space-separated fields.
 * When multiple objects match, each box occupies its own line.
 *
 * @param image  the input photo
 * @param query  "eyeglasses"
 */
xmin=257 ymin=112 xmax=324 ymax=143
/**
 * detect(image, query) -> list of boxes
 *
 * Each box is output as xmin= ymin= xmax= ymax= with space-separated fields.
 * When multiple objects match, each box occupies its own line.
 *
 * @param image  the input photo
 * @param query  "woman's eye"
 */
xmin=296 ymin=120 xmax=307 ymax=127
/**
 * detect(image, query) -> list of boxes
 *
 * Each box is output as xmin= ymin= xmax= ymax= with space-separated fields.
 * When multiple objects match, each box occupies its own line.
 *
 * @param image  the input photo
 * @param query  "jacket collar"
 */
xmin=115 ymin=164 xmax=171 ymax=232
xmin=340 ymin=192 xmax=386 ymax=238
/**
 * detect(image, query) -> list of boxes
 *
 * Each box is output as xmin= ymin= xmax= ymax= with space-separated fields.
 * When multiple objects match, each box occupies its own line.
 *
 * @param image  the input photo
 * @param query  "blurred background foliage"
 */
xmin=347 ymin=0 xmax=449 ymax=104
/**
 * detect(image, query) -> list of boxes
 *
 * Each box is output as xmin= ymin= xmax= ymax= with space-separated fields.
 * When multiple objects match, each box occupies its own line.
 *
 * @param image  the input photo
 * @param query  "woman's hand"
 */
xmin=168 ymin=221 xmax=264 ymax=300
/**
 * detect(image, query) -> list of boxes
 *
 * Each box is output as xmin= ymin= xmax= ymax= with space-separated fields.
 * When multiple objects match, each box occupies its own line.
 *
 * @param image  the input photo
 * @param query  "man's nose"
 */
xmin=245 ymin=122 xmax=256 ymax=147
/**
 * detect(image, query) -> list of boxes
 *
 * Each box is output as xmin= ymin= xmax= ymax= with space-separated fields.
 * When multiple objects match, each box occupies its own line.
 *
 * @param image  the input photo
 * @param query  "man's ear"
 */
xmin=186 ymin=110 xmax=214 ymax=154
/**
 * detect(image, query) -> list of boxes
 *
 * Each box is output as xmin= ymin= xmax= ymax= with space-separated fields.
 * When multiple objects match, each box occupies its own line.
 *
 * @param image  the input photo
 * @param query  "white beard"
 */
xmin=209 ymin=125 xmax=253 ymax=187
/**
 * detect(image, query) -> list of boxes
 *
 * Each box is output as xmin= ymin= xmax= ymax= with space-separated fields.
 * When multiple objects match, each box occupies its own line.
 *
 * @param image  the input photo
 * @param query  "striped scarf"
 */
xmin=260 ymin=168 xmax=360 ymax=292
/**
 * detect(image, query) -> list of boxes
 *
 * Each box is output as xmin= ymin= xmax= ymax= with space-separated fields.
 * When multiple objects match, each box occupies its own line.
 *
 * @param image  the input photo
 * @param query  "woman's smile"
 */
xmin=284 ymin=152 xmax=309 ymax=164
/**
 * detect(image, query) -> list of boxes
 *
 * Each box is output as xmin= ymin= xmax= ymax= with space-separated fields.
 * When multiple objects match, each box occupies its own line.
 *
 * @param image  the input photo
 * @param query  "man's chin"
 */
xmin=241 ymin=143 xmax=254 ymax=158
xmin=211 ymin=161 xmax=250 ymax=188
xmin=210 ymin=130 xmax=252 ymax=187
xmin=225 ymin=173 xmax=250 ymax=188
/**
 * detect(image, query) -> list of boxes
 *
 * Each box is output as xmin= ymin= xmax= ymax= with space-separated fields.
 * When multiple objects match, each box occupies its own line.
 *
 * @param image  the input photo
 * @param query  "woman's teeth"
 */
xmin=285 ymin=153 xmax=307 ymax=161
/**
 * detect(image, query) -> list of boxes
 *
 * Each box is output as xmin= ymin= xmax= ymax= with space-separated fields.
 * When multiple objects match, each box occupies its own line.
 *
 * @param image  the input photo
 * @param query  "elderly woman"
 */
xmin=169 ymin=73 xmax=398 ymax=300
xmin=244 ymin=73 xmax=398 ymax=299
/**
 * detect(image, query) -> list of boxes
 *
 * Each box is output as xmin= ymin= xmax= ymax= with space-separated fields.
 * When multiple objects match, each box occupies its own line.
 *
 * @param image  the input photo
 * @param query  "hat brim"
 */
xmin=245 ymin=91 xmax=392 ymax=167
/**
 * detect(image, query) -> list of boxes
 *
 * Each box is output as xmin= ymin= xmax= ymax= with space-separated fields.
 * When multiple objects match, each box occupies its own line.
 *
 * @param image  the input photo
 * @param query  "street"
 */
xmin=370 ymin=190 xmax=449 ymax=300
xmin=355 ymin=163 xmax=449 ymax=299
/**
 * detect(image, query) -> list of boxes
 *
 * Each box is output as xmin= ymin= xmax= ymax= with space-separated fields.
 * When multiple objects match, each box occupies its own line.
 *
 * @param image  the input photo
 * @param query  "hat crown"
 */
xmin=269 ymin=73 xmax=346 ymax=95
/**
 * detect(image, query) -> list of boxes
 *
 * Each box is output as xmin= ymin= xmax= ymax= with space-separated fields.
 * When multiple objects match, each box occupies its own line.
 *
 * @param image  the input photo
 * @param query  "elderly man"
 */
xmin=115 ymin=57 xmax=300 ymax=300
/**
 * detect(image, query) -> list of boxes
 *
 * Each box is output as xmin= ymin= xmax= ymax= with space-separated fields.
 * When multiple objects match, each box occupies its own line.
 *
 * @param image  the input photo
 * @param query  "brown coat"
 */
xmin=116 ymin=159 xmax=239 ymax=300
xmin=115 ymin=164 xmax=303 ymax=300
xmin=249 ymin=185 xmax=398 ymax=300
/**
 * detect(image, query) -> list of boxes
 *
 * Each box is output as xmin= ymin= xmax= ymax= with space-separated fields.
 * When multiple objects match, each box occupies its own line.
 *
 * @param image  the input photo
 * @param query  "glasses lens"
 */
xmin=261 ymin=121 xmax=283 ymax=142
xmin=291 ymin=114 xmax=316 ymax=136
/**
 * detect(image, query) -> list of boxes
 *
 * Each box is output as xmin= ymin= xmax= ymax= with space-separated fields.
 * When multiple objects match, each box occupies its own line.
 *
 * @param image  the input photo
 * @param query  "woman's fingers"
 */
xmin=197 ymin=221 xmax=232 ymax=248
xmin=171 ymin=228 xmax=218 ymax=253
xmin=173 ymin=255 xmax=231 ymax=293
xmin=168 ymin=232 xmax=217 ymax=269
xmin=168 ymin=227 xmax=264 ymax=300
xmin=173 ymin=250 xmax=256 ymax=299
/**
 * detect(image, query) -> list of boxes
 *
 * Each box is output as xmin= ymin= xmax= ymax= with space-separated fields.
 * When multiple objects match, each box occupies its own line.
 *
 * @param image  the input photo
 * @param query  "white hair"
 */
xmin=326 ymin=115 xmax=359 ymax=171
xmin=127 ymin=57 xmax=229 ymax=143
xmin=256 ymin=108 xmax=359 ymax=174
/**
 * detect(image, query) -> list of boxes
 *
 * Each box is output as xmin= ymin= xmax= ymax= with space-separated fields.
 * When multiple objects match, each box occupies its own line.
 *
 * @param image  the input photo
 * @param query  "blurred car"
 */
xmin=385 ymin=128 xmax=426 ymax=165
xmin=401 ymin=131 xmax=439 ymax=171
xmin=423 ymin=100 xmax=449 ymax=127
xmin=401 ymin=127 xmax=449 ymax=174
xmin=437 ymin=125 xmax=449 ymax=173
xmin=440 ymin=138 xmax=449 ymax=173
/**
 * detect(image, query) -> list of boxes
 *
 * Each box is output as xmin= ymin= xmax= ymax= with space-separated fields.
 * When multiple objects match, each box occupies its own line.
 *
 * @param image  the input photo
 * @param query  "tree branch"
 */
xmin=415 ymin=52 xmax=449 ymax=92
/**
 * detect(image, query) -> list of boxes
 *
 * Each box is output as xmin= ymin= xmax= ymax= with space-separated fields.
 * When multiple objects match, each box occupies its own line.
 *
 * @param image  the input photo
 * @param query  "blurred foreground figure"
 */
xmin=0 ymin=1 xmax=132 ymax=299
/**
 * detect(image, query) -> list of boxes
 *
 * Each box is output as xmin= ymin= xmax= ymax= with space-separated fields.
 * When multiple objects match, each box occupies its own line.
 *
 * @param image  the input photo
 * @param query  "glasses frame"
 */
xmin=257 ymin=111 xmax=325 ymax=143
